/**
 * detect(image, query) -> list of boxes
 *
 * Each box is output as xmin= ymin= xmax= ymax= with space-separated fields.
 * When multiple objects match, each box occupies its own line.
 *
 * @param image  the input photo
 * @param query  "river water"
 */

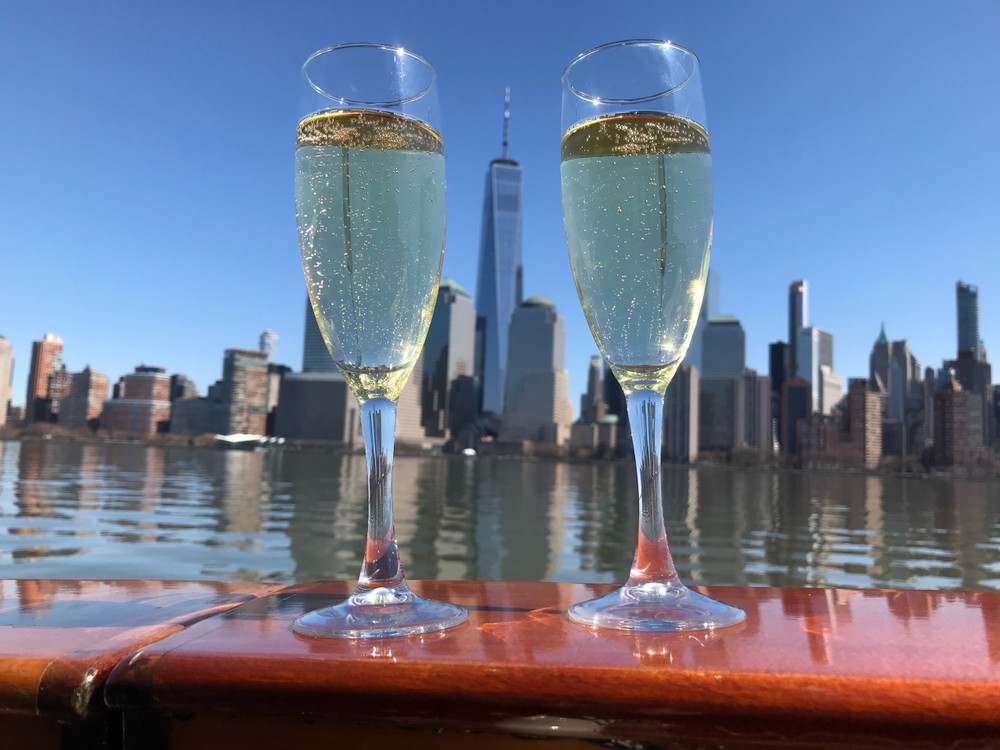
xmin=1 ymin=439 xmax=999 ymax=590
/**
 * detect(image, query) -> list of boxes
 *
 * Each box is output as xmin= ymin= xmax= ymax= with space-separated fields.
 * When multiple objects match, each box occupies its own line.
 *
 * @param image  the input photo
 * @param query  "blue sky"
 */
xmin=2 ymin=1 xmax=998 ymax=410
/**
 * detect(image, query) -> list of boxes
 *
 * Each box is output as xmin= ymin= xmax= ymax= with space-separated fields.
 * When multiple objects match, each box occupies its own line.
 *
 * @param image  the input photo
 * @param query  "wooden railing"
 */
xmin=2 ymin=579 xmax=999 ymax=748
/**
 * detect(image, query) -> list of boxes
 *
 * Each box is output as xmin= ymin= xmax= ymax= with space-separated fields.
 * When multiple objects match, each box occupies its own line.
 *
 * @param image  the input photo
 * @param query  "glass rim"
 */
xmin=562 ymin=38 xmax=700 ymax=105
xmin=302 ymin=42 xmax=438 ymax=107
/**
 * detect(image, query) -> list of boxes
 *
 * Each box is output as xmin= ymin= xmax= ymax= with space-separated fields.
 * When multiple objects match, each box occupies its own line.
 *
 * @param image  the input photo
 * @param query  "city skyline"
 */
xmin=1 ymin=3 xmax=998 ymax=411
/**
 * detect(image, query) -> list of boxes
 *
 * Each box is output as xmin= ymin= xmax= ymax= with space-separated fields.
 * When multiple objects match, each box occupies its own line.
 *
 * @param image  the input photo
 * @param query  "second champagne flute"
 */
xmin=560 ymin=39 xmax=746 ymax=632
xmin=292 ymin=43 xmax=467 ymax=638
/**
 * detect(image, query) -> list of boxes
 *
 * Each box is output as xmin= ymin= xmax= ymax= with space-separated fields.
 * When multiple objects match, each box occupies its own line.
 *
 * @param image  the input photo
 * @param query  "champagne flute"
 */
xmin=292 ymin=43 xmax=467 ymax=638
xmin=560 ymin=39 xmax=745 ymax=631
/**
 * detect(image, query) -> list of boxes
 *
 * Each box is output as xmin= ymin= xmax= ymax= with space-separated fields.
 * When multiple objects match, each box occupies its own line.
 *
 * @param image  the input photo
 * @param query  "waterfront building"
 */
xmin=115 ymin=366 xmax=171 ymax=402
xmin=25 ymin=333 xmax=63 ymax=425
xmin=698 ymin=368 xmax=770 ymax=458
xmin=259 ymin=330 xmax=278 ymax=363
xmin=800 ymin=379 xmax=882 ymax=470
xmin=501 ymin=297 xmax=573 ymax=444
xmin=781 ymin=378 xmax=812 ymax=456
xmin=302 ymin=297 xmax=336 ymax=373
xmin=0 ymin=337 xmax=12 ymax=427
xmin=395 ymin=352 xmax=427 ymax=444
xmin=933 ymin=374 xmax=990 ymax=467
xmin=169 ymin=397 xmax=221 ymax=436
xmin=474 ymin=89 xmax=524 ymax=415
xmin=683 ymin=269 xmax=719 ymax=374
xmin=216 ymin=350 xmax=269 ymax=435
xmin=739 ymin=369 xmax=773 ymax=459
xmin=943 ymin=351 xmax=995 ymax=449
xmin=698 ymin=379 xmax=737 ymax=453
xmin=665 ymin=364 xmax=699 ymax=462
xmin=702 ymin=316 xmax=746 ymax=379
xmin=60 ymin=367 xmax=110 ymax=430
xmin=956 ymin=281 xmax=983 ymax=360
xmin=101 ymin=366 xmax=171 ymax=437
xmin=265 ymin=363 xmax=290 ymax=435
xmin=45 ymin=366 xmax=73 ymax=423
xmin=578 ymin=355 xmax=607 ymax=425
xmin=422 ymin=279 xmax=477 ymax=438
xmin=788 ymin=280 xmax=808 ymax=378
xmin=274 ymin=372 xmax=358 ymax=444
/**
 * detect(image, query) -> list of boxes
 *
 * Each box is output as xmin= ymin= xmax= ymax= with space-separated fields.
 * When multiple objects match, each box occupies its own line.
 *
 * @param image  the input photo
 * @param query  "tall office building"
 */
xmin=60 ymin=367 xmax=110 ymax=430
xmin=665 ymin=364 xmax=699 ymax=462
xmin=869 ymin=326 xmax=923 ymax=455
xmin=798 ymin=325 xmax=841 ymax=414
xmin=788 ymin=280 xmax=808 ymax=378
xmin=25 ymin=333 xmax=63 ymax=424
xmin=0 ymin=337 xmax=12 ymax=426
xmin=579 ymin=355 xmax=606 ymax=424
xmin=781 ymin=377 xmax=812 ymax=456
xmin=259 ymin=330 xmax=278 ymax=363
xmin=956 ymin=281 xmax=982 ymax=360
xmin=684 ymin=269 xmax=719 ymax=374
xmin=502 ymin=297 xmax=573 ymax=443
xmin=702 ymin=316 xmax=746 ymax=379
xmin=474 ymin=88 xmax=524 ymax=414
xmin=603 ymin=359 xmax=627 ymax=423
xmin=302 ymin=297 xmax=336 ymax=373
xmin=422 ymin=279 xmax=477 ymax=438
xmin=768 ymin=341 xmax=788 ymax=447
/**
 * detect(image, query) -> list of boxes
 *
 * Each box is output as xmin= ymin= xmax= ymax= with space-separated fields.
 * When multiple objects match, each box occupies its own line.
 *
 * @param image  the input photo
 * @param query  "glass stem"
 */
xmin=357 ymin=397 xmax=404 ymax=590
xmin=625 ymin=389 xmax=680 ymax=586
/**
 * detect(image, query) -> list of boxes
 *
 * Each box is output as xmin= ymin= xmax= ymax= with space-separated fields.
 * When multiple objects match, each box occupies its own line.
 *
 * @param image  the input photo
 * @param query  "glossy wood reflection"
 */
xmin=0 ymin=579 xmax=277 ymax=723
xmin=104 ymin=581 xmax=1000 ymax=748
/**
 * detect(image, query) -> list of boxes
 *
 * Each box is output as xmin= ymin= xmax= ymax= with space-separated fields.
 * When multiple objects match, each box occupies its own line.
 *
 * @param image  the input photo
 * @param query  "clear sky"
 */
xmin=2 ymin=1 xmax=998 ymax=410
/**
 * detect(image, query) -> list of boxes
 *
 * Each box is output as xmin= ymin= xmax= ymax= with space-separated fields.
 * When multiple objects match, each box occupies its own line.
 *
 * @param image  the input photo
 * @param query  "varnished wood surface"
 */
xmin=0 ymin=579 xmax=277 ymax=719
xmin=102 ymin=580 xmax=1000 ymax=747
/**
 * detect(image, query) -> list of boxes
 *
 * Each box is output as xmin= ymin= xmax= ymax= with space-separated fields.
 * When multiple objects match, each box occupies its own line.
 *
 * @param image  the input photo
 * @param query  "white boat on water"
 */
xmin=214 ymin=433 xmax=284 ymax=450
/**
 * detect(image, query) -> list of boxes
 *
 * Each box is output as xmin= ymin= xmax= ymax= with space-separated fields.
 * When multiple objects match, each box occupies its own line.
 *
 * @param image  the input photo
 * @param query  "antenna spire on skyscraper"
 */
xmin=501 ymin=87 xmax=510 ymax=160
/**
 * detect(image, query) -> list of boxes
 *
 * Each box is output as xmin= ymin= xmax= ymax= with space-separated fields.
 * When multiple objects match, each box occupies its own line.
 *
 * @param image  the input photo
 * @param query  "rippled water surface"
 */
xmin=2 ymin=439 xmax=999 ymax=589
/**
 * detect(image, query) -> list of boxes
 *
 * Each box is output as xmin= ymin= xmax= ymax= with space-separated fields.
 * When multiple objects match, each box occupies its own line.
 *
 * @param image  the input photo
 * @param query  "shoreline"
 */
xmin=3 ymin=428 xmax=998 ymax=482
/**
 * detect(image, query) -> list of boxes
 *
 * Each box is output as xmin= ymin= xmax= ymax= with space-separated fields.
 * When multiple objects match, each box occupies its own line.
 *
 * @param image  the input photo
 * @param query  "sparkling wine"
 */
xmin=295 ymin=109 xmax=445 ymax=401
xmin=561 ymin=112 xmax=712 ymax=394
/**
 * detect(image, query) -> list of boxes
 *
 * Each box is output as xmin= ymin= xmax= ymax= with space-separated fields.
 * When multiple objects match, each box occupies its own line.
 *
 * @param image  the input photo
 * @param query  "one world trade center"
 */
xmin=475 ymin=88 xmax=523 ymax=415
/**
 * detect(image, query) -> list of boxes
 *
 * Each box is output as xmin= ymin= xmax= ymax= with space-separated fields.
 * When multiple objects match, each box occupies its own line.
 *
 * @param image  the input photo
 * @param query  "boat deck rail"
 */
xmin=2 ymin=578 xmax=999 ymax=748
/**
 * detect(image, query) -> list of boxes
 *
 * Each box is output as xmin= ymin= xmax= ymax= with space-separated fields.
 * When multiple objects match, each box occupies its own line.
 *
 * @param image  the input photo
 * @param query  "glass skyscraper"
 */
xmin=302 ymin=297 xmax=336 ymax=373
xmin=957 ymin=281 xmax=981 ymax=359
xmin=474 ymin=89 xmax=523 ymax=415
xmin=788 ymin=280 xmax=808 ymax=378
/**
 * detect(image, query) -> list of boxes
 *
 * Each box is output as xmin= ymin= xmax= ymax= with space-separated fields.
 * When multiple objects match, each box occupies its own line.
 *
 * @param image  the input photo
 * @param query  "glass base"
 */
xmin=568 ymin=581 xmax=745 ymax=633
xmin=292 ymin=583 xmax=468 ymax=639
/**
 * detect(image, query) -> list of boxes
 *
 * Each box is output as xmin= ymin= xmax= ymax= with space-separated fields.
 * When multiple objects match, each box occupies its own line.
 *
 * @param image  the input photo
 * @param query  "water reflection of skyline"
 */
xmin=0 ymin=440 xmax=998 ymax=592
